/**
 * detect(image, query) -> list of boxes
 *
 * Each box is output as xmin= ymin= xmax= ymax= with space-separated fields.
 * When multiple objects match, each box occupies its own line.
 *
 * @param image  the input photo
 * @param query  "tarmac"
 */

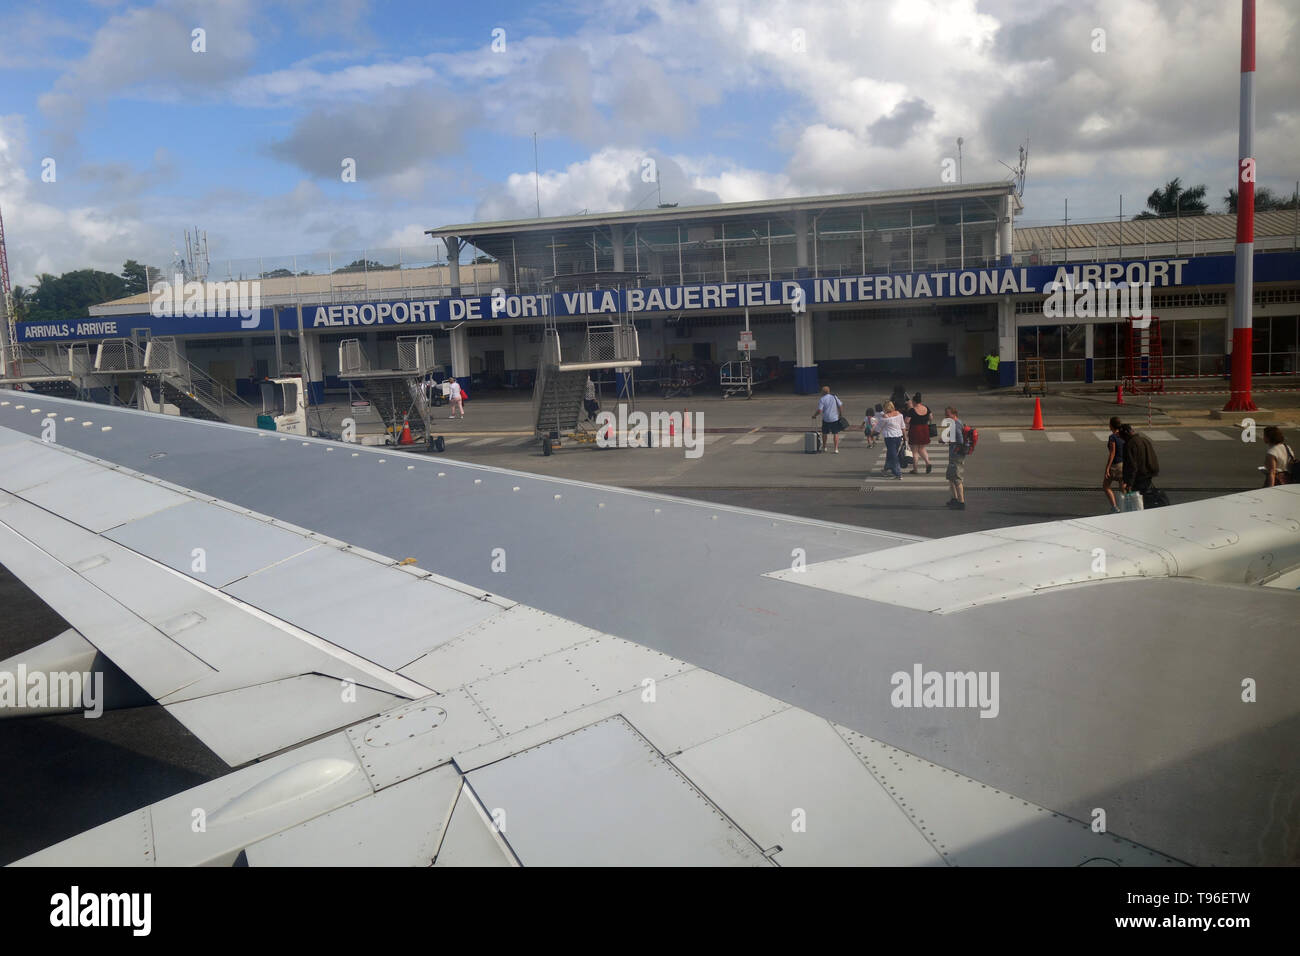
xmin=282 ymin=375 xmax=1300 ymax=438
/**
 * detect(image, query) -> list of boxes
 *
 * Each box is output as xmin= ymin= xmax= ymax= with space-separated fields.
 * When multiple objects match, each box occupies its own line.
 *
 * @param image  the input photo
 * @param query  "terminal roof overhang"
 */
xmin=427 ymin=182 xmax=1021 ymax=259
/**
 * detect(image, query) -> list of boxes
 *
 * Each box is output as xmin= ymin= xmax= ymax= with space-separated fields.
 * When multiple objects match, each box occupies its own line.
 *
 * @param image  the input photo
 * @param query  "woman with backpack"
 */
xmin=1263 ymin=426 xmax=1295 ymax=487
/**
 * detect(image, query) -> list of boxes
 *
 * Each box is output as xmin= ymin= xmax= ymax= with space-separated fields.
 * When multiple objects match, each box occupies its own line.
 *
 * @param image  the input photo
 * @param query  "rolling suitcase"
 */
xmin=804 ymin=431 xmax=821 ymax=453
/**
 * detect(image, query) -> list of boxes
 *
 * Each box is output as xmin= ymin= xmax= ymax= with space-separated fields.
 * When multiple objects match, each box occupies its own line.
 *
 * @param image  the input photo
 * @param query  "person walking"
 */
xmin=878 ymin=400 xmax=904 ymax=479
xmin=984 ymin=352 xmax=1000 ymax=389
xmin=812 ymin=385 xmax=845 ymax=453
xmin=942 ymin=405 xmax=967 ymax=509
xmin=583 ymin=375 xmax=599 ymax=422
xmin=907 ymin=392 xmax=933 ymax=474
xmin=446 ymin=377 xmax=465 ymax=419
xmin=1119 ymin=423 xmax=1158 ymax=498
xmin=862 ymin=406 xmax=877 ymax=447
xmin=1103 ymin=415 xmax=1125 ymax=513
xmin=1262 ymin=425 xmax=1294 ymax=487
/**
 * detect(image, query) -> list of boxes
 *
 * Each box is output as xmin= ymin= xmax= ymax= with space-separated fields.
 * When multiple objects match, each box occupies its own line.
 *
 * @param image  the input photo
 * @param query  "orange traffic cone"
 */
xmin=1116 ymin=383 xmax=1125 ymax=405
xmin=1030 ymin=397 xmax=1045 ymax=430
xmin=399 ymin=421 xmax=413 ymax=445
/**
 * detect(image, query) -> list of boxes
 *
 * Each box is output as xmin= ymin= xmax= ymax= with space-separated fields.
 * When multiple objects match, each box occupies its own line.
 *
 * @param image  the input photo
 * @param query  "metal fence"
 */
xmin=339 ymin=338 xmax=367 ymax=376
xmin=397 ymin=335 xmax=436 ymax=373
xmin=95 ymin=339 xmax=143 ymax=372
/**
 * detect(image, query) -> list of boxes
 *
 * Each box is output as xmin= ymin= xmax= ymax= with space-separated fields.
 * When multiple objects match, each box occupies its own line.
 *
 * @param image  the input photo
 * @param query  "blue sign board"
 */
xmin=17 ymin=252 xmax=1299 ymax=342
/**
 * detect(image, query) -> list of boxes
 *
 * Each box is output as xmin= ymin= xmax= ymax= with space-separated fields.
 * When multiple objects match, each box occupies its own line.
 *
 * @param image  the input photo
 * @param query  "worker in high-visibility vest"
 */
xmin=984 ymin=352 xmax=1000 ymax=389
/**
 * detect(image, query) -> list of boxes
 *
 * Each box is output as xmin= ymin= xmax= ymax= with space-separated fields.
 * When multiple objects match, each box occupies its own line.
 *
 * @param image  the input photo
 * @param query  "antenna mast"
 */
xmin=0 ymin=202 xmax=19 ymax=380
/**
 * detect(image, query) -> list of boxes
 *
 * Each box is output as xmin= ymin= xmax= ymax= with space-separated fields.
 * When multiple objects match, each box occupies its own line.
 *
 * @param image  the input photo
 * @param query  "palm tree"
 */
xmin=9 ymin=285 xmax=30 ymax=322
xmin=1134 ymin=178 xmax=1208 ymax=219
xmin=1224 ymin=185 xmax=1299 ymax=213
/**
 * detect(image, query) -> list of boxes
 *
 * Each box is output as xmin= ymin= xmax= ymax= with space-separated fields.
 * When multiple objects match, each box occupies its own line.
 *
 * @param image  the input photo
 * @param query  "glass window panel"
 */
xmin=1271 ymin=352 xmax=1296 ymax=375
xmin=1271 ymin=315 xmax=1297 ymax=353
xmin=1252 ymin=352 xmax=1268 ymax=375
xmin=1174 ymin=320 xmax=1199 ymax=358
xmin=1064 ymin=324 xmax=1086 ymax=358
xmin=1174 ymin=356 xmax=1198 ymax=377
xmin=1039 ymin=325 xmax=1062 ymax=359
xmin=1018 ymin=326 xmax=1038 ymax=358
xmin=1253 ymin=318 xmax=1270 ymax=352
xmin=1200 ymin=320 xmax=1225 ymax=356
xmin=1063 ymin=358 xmax=1086 ymax=381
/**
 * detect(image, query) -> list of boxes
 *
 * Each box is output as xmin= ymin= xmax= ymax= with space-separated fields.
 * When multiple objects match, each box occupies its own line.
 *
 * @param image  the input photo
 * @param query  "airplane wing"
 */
xmin=0 ymin=394 xmax=1296 ymax=866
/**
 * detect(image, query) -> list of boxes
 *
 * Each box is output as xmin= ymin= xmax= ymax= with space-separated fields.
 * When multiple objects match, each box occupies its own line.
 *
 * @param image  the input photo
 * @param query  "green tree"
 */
xmin=9 ymin=285 xmax=30 ymax=322
xmin=1133 ymin=178 xmax=1208 ymax=219
xmin=1223 ymin=185 xmax=1300 ymax=213
xmin=120 ymin=259 xmax=158 ymax=295
xmin=263 ymin=268 xmax=294 ymax=278
xmin=24 ymin=269 xmax=129 ymax=324
xmin=332 ymin=259 xmax=397 ymax=273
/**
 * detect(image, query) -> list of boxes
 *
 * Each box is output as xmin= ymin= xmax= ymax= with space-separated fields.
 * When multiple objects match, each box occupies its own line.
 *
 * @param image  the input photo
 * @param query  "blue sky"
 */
xmin=1 ymin=0 xmax=1296 ymax=285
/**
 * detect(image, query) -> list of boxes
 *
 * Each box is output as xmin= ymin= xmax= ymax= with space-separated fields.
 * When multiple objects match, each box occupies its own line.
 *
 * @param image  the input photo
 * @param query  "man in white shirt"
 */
xmin=812 ymin=385 xmax=845 ymax=453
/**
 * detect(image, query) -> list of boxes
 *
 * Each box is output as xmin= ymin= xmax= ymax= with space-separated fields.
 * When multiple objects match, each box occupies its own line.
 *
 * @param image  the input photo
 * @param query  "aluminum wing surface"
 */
xmin=0 ymin=422 xmax=1181 ymax=867
xmin=0 ymin=393 xmax=1296 ymax=866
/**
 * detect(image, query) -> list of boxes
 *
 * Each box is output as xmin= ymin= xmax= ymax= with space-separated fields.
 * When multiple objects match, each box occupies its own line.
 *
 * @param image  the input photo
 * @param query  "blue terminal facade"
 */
xmin=27 ymin=182 xmax=1300 ymax=399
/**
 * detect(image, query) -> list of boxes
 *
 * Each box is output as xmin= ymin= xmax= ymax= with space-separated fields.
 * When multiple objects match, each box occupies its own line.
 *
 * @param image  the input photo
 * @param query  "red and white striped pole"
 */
xmin=1225 ymin=0 xmax=1258 ymax=411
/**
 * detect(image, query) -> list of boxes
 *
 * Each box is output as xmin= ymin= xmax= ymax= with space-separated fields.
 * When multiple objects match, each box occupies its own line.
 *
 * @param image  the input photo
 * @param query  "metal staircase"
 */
xmin=140 ymin=337 xmax=251 ymax=421
xmin=532 ymin=317 xmax=641 ymax=451
xmin=337 ymin=335 xmax=440 ymax=447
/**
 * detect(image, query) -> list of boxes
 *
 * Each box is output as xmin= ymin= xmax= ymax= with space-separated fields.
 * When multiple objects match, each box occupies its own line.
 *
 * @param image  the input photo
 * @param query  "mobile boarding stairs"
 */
xmin=532 ymin=318 xmax=640 ymax=455
xmin=1 ymin=336 xmax=252 ymax=423
xmin=337 ymin=334 xmax=444 ymax=451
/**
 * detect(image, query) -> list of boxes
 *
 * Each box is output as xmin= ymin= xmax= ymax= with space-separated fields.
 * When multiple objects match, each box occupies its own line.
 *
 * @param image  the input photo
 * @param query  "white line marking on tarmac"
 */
xmin=1194 ymin=430 xmax=1230 ymax=440
xmin=732 ymin=434 xmax=761 ymax=444
xmin=1093 ymin=431 xmax=1111 ymax=441
xmin=1145 ymin=430 xmax=1178 ymax=441
xmin=998 ymin=432 xmax=1025 ymax=442
xmin=1046 ymin=432 xmax=1075 ymax=442
xmin=470 ymin=437 xmax=502 ymax=446
xmin=774 ymin=435 xmax=801 ymax=444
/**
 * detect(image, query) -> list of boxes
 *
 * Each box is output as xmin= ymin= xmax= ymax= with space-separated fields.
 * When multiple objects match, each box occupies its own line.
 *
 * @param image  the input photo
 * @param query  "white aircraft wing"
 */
xmin=0 ymin=394 xmax=1296 ymax=866
xmin=0 ymin=424 xmax=1184 ymax=867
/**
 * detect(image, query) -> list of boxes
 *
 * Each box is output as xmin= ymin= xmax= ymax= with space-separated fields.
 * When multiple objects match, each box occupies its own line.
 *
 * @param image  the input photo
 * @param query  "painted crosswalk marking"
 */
xmin=1093 ymin=431 xmax=1111 ymax=441
xmin=470 ymin=436 xmax=502 ymax=446
xmin=1194 ymin=430 xmax=1230 ymax=441
xmin=1144 ymin=430 xmax=1178 ymax=441
xmin=998 ymin=432 xmax=1025 ymax=442
xmin=774 ymin=434 xmax=802 ymax=444
xmin=732 ymin=434 xmax=761 ymax=444
xmin=1046 ymin=432 xmax=1075 ymax=442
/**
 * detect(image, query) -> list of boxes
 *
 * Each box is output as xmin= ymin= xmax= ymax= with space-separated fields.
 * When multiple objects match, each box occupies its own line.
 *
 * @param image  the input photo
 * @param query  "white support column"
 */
xmin=450 ymin=325 xmax=470 ymax=387
xmin=794 ymin=310 xmax=817 ymax=393
xmin=611 ymin=224 xmax=624 ymax=273
xmin=997 ymin=194 xmax=1014 ymax=267
xmin=997 ymin=296 xmax=1016 ymax=386
xmin=793 ymin=211 xmax=809 ymax=277
xmin=1085 ymin=322 xmax=1095 ymax=384
xmin=445 ymin=237 xmax=461 ymax=294
xmin=793 ymin=210 xmax=814 ymax=391
xmin=300 ymin=326 xmax=324 ymax=403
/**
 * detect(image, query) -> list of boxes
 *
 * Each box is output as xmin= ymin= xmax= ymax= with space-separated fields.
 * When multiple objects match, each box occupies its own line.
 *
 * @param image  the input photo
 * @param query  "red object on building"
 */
xmin=1225 ymin=0 xmax=1258 ymax=411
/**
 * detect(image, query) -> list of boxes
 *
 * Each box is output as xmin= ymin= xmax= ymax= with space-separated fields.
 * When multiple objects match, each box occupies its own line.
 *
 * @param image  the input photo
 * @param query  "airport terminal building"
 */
xmin=9 ymin=181 xmax=1300 ymax=403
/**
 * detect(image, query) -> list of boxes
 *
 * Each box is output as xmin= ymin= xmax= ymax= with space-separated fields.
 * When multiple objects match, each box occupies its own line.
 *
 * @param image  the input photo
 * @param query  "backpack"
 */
xmin=962 ymin=424 xmax=979 ymax=455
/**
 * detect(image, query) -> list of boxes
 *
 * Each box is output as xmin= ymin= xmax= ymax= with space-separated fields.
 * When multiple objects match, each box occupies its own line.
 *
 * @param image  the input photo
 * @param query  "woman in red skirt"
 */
xmin=906 ymin=392 xmax=933 ymax=474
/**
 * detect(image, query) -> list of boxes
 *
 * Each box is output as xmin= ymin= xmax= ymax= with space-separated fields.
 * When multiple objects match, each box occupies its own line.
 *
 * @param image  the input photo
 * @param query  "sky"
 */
xmin=0 ymin=0 xmax=1297 ymax=286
